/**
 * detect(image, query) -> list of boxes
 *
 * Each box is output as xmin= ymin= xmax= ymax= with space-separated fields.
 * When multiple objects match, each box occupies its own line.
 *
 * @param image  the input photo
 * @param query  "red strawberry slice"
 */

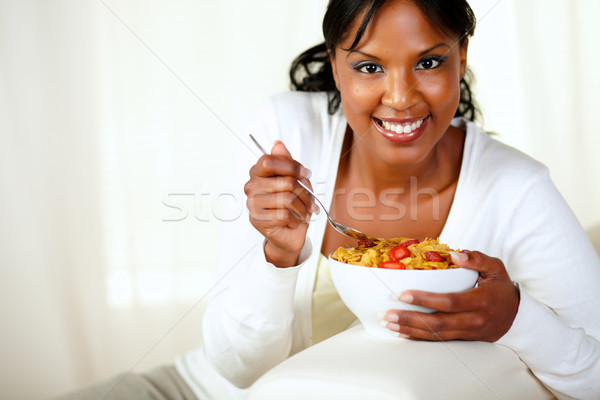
xmin=425 ymin=251 xmax=445 ymax=262
xmin=400 ymin=239 xmax=420 ymax=247
xmin=389 ymin=245 xmax=410 ymax=261
xmin=379 ymin=261 xmax=406 ymax=269
xmin=358 ymin=240 xmax=375 ymax=248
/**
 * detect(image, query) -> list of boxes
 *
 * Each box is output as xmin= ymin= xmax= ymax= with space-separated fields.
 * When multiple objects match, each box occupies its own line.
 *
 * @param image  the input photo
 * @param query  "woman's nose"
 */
xmin=381 ymin=70 xmax=422 ymax=110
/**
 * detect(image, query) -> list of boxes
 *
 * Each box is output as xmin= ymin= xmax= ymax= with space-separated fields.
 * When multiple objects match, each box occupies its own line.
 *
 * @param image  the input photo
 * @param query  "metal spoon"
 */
xmin=249 ymin=134 xmax=380 ymax=243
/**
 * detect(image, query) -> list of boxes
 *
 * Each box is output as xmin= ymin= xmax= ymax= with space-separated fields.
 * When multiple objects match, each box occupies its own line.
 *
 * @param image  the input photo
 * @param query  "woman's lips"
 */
xmin=373 ymin=116 xmax=429 ymax=143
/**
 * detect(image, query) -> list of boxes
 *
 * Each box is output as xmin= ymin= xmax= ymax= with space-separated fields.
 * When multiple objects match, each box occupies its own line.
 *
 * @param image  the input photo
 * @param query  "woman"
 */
xmin=184 ymin=0 xmax=600 ymax=399
xmin=56 ymin=0 xmax=600 ymax=399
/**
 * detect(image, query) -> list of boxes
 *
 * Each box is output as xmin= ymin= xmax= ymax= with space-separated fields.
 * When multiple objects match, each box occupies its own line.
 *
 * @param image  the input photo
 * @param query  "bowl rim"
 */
xmin=328 ymin=253 xmax=473 ymax=273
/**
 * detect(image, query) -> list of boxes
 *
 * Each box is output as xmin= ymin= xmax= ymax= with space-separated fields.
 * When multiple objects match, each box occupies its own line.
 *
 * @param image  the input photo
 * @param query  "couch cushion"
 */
xmin=248 ymin=325 xmax=554 ymax=400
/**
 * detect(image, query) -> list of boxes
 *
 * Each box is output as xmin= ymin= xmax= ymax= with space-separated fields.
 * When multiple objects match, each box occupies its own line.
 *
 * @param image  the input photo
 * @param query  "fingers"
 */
xmin=246 ymin=175 xmax=311 ymax=197
xmin=397 ymin=289 xmax=482 ymax=313
xmin=249 ymin=209 xmax=307 ymax=232
xmin=382 ymin=317 xmax=476 ymax=341
xmin=450 ymin=250 xmax=509 ymax=280
xmin=380 ymin=250 xmax=519 ymax=342
xmin=250 ymin=141 xmax=311 ymax=181
xmin=245 ymin=176 xmax=317 ymax=219
xmin=248 ymin=190 xmax=313 ymax=225
xmin=246 ymin=140 xmax=317 ymax=224
xmin=382 ymin=310 xmax=484 ymax=340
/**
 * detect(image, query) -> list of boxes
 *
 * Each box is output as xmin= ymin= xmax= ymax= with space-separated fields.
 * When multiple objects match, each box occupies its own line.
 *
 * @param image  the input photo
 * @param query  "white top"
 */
xmin=311 ymin=253 xmax=356 ymax=345
xmin=176 ymin=91 xmax=600 ymax=400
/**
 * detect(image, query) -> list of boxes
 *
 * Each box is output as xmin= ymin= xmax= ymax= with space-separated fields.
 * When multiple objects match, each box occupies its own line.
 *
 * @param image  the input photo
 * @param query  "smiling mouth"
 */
xmin=375 ymin=117 xmax=427 ymax=134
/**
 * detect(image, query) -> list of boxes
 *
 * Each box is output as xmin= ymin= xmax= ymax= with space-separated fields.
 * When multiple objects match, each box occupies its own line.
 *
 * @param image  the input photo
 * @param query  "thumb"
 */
xmin=450 ymin=250 xmax=505 ymax=279
xmin=271 ymin=140 xmax=293 ymax=158
xmin=449 ymin=250 xmax=485 ymax=273
xmin=271 ymin=140 xmax=312 ymax=180
xmin=449 ymin=250 xmax=470 ymax=267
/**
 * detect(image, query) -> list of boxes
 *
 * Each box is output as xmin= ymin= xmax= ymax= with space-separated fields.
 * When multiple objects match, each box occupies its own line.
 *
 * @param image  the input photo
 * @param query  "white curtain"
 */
xmin=468 ymin=0 xmax=600 ymax=227
xmin=1 ymin=1 xmax=598 ymax=399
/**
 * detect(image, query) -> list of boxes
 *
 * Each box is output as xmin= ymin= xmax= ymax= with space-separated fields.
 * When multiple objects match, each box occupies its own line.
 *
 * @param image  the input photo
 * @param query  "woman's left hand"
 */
xmin=382 ymin=251 xmax=520 ymax=342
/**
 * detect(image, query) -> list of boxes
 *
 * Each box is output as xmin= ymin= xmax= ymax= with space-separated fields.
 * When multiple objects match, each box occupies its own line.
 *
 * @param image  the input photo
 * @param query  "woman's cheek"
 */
xmin=428 ymin=75 xmax=460 ymax=114
xmin=342 ymin=82 xmax=370 ymax=117
xmin=357 ymin=81 xmax=382 ymax=115
xmin=348 ymin=80 xmax=368 ymax=104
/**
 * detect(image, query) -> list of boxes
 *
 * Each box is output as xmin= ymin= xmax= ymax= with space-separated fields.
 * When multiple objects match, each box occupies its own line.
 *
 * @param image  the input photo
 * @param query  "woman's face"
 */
xmin=330 ymin=0 xmax=467 ymax=166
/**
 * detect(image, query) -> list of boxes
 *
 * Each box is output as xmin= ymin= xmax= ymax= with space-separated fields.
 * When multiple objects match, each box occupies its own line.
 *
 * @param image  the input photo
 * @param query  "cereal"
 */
xmin=331 ymin=238 xmax=460 ymax=270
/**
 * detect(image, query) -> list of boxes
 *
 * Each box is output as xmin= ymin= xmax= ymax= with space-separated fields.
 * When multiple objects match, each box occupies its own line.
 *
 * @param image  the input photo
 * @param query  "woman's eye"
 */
xmin=353 ymin=62 xmax=383 ymax=74
xmin=416 ymin=56 xmax=447 ymax=70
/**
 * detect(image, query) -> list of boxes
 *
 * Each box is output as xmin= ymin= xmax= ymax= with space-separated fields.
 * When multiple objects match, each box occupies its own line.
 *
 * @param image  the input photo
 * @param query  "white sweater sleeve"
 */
xmin=496 ymin=170 xmax=600 ymax=400
xmin=202 ymin=239 xmax=312 ymax=388
xmin=201 ymin=97 xmax=315 ymax=388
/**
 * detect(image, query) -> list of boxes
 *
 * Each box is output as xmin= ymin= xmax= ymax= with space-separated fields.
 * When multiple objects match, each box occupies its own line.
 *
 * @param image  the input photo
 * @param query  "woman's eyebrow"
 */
xmin=418 ymin=43 xmax=451 ymax=56
xmin=345 ymin=49 xmax=381 ymax=61
xmin=345 ymin=43 xmax=451 ymax=60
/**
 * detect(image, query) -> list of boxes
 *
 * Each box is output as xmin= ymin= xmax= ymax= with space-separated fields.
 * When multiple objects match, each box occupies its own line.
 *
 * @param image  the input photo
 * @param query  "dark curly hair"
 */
xmin=290 ymin=0 xmax=478 ymax=120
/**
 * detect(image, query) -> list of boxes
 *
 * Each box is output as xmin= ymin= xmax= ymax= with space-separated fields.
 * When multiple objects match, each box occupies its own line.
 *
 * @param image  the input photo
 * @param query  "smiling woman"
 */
xmin=3 ymin=1 xmax=600 ymax=400
xmin=201 ymin=1 xmax=599 ymax=399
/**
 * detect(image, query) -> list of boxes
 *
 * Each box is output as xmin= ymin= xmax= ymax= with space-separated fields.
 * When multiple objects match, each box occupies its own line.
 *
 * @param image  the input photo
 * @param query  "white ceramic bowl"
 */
xmin=329 ymin=255 xmax=478 ymax=339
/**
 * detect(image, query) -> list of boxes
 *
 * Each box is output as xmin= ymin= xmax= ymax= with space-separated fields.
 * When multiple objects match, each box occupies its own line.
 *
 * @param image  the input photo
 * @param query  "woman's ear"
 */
xmin=329 ymin=49 xmax=340 ymax=90
xmin=459 ymin=40 xmax=468 ymax=80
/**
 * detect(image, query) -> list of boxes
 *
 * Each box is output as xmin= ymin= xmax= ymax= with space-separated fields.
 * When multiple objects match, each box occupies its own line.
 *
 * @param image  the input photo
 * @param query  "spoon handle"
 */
xmin=249 ymin=134 xmax=268 ymax=155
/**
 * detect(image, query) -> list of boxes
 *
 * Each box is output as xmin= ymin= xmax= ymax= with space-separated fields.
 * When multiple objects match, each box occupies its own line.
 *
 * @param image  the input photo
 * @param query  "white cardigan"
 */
xmin=176 ymin=92 xmax=600 ymax=400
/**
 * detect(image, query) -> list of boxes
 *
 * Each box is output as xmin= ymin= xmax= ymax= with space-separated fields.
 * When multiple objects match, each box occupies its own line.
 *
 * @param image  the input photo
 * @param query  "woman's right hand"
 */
xmin=244 ymin=140 xmax=317 ymax=268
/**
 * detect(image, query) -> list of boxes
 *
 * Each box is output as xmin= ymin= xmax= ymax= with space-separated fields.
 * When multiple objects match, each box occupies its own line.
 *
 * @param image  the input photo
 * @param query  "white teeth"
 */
xmin=380 ymin=118 xmax=424 ymax=134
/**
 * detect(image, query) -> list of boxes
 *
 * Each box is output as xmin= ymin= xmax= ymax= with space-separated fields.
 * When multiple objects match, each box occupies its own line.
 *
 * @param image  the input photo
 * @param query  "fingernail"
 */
xmin=379 ymin=320 xmax=388 ymax=328
xmin=376 ymin=311 xmax=386 ymax=320
xmin=311 ymin=203 xmax=320 ymax=215
xmin=399 ymin=293 xmax=413 ymax=303
xmin=384 ymin=313 xmax=399 ymax=323
xmin=387 ymin=323 xmax=400 ymax=331
xmin=449 ymin=251 xmax=468 ymax=263
xmin=394 ymin=332 xmax=410 ymax=339
xmin=300 ymin=167 xmax=312 ymax=179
